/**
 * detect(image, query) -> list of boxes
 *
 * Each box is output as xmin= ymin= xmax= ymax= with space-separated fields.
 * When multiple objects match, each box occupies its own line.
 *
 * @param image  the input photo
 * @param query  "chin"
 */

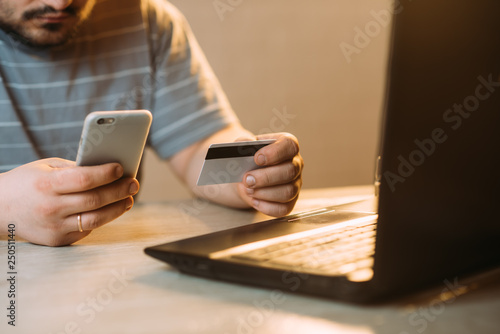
xmin=18 ymin=28 xmax=77 ymax=49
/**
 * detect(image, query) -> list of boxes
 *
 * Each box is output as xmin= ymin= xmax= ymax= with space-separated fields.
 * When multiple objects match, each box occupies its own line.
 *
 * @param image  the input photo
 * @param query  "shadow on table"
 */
xmin=135 ymin=262 xmax=500 ymax=334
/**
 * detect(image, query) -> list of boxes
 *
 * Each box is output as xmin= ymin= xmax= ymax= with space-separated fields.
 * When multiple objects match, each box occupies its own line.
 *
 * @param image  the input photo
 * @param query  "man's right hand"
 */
xmin=0 ymin=158 xmax=139 ymax=246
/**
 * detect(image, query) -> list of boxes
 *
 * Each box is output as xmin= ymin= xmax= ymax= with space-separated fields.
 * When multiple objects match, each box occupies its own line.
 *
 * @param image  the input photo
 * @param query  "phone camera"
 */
xmin=97 ymin=118 xmax=115 ymax=125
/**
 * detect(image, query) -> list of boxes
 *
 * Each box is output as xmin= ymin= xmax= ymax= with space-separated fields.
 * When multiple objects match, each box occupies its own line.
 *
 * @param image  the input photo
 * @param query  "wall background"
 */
xmin=140 ymin=0 xmax=393 ymax=201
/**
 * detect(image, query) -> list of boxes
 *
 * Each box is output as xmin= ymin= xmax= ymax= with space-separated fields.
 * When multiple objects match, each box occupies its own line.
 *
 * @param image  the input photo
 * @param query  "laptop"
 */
xmin=145 ymin=0 xmax=500 ymax=303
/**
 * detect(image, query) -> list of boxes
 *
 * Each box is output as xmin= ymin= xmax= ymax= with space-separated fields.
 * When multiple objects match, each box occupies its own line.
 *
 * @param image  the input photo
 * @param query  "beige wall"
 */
xmin=139 ymin=0 xmax=393 ymax=201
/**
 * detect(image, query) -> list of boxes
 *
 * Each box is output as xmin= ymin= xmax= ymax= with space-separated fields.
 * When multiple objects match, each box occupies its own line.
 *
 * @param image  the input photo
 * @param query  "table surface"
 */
xmin=1 ymin=185 xmax=500 ymax=334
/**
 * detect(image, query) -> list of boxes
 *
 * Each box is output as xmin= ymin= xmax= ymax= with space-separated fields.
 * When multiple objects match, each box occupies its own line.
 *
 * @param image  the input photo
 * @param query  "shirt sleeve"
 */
xmin=142 ymin=0 xmax=239 ymax=159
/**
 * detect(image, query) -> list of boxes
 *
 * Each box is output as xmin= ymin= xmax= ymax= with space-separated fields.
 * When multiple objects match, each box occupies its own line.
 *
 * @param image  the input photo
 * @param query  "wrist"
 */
xmin=193 ymin=183 xmax=251 ymax=209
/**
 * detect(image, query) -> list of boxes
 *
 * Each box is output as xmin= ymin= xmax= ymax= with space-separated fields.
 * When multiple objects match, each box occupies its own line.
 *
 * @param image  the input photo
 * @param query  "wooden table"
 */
xmin=1 ymin=185 xmax=500 ymax=334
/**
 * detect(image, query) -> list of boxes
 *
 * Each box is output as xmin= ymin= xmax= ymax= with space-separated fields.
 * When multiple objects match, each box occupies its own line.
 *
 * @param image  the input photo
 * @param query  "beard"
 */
xmin=0 ymin=2 xmax=95 ymax=49
xmin=0 ymin=21 xmax=78 ymax=49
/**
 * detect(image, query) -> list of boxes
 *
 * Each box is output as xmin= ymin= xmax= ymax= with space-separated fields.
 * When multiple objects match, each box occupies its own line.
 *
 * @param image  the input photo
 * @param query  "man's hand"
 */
xmin=0 ymin=158 xmax=139 ymax=246
xmin=171 ymin=125 xmax=304 ymax=217
xmin=236 ymin=133 xmax=303 ymax=217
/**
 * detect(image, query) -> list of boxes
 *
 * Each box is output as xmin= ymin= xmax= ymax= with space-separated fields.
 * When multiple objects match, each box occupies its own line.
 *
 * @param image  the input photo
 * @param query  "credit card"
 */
xmin=196 ymin=139 xmax=275 ymax=186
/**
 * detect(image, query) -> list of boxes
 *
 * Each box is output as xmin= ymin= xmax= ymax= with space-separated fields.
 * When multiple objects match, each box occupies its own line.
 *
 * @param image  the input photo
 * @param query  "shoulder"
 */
xmin=140 ymin=0 xmax=195 ymax=61
xmin=141 ymin=0 xmax=189 ymax=33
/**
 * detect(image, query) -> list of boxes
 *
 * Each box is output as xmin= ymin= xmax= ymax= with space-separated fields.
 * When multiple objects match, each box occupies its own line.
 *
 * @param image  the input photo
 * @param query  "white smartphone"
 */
xmin=76 ymin=110 xmax=152 ymax=178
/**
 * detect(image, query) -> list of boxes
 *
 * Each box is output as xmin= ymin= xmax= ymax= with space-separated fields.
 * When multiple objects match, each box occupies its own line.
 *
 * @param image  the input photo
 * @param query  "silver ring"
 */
xmin=77 ymin=214 xmax=83 ymax=232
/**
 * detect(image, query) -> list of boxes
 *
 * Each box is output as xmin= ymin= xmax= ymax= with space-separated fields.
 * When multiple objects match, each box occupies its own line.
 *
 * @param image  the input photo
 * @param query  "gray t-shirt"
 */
xmin=0 ymin=0 xmax=237 ymax=172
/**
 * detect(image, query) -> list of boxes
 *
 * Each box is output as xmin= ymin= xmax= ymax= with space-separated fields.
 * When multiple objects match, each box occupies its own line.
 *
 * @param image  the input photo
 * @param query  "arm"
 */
xmin=0 ymin=159 xmax=139 ymax=246
xmin=169 ymin=124 xmax=304 ymax=217
xmin=147 ymin=2 xmax=303 ymax=215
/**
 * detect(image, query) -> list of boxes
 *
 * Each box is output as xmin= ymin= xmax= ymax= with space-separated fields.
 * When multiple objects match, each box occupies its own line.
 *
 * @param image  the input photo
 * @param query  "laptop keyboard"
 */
xmin=230 ymin=218 xmax=377 ymax=278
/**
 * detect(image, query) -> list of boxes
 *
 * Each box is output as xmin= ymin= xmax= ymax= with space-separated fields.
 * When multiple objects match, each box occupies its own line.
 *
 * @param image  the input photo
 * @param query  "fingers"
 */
xmin=38 ymin=197 xmax=135 ymax=246
xmin=49 ymin=163 xmax=124 ymax=194
xmin=32 ymin=170 xmax=138 ymax=246
xmin=253 ymin=133 xmax=300 ymax=166
xmin=62 ymin=178 xmax=139 ymax=216
xmin=36 ymin=177 xmax=139 ymax=218
xmin=245 ymin=182 xmax=301 ymax=204
xmin=251 ymin=197 xmax=299 ymax=217
xmin=236 ymin=133 xmax=304 ymax=217
xmin=3 ymin=159 xmax=138 ymax=247
xmin=67 ymin=196 xmax=134 ymax=234
xmin=238 ymin=181 xmax=301 ymax=217
xmin=244 ymin=156 xmax=303 ymax=188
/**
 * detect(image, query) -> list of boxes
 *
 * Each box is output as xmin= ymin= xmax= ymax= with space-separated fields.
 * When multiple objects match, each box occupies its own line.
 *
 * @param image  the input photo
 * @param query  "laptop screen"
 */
xmin=375 ymin=0 xmax=500 ymax=289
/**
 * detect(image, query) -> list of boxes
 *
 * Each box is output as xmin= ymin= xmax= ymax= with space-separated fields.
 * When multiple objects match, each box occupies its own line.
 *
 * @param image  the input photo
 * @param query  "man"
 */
xmin=0 ymin=0 xmax=303 ymax=246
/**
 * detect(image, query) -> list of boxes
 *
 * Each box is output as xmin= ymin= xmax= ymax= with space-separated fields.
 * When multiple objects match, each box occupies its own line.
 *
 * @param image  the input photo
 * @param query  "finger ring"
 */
xmin=77 ymin=214 xmax=83 ymax=232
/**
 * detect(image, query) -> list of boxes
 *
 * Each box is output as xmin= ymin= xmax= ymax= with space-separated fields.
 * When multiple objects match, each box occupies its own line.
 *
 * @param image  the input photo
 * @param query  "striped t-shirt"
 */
xmin=0 ymin=0 xmax=237 ymax=172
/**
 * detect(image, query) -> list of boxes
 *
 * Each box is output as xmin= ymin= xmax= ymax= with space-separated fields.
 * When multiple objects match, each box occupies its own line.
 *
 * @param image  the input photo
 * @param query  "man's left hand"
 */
xmin=237 ymin=133 xmax=303 ymax=217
